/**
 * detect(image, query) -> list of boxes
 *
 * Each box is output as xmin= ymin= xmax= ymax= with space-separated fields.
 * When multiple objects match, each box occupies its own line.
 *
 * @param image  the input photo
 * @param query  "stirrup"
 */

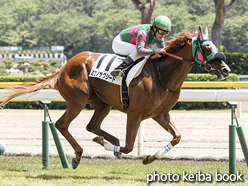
xmin=110 ymin=56 xmax=133 ymax=77
xmin=111 ymin=69 xmax=125 ymax=77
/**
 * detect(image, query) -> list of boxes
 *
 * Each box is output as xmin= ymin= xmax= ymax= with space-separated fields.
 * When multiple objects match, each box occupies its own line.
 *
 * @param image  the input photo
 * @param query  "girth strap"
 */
xmin=121 ymin=57 xmax=145 ymax=112
xmin=121 ymin=76 xmax=129 ymax=111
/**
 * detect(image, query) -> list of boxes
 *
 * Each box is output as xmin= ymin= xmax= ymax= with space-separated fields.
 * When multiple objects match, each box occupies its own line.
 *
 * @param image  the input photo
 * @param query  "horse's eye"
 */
xmin=204 ymin=45 xmax=212 ymax=55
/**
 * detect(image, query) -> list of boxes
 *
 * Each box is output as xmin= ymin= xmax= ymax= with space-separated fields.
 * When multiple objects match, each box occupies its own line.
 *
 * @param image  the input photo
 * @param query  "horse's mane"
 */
xmin=165 ymin=31 xmax=198 ymax=52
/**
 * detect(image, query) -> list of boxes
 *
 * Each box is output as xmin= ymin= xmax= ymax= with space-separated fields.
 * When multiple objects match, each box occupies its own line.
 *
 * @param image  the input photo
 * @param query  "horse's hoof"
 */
xmin=143 ymin=155 xmax=150 ymax=165
xmin=114 ymin=152 xmax=122 ymax=159
xmin=72 ymin=159 xmax=79 ymax=169
xmin=92 ymin=136 xmax=104 ymax=143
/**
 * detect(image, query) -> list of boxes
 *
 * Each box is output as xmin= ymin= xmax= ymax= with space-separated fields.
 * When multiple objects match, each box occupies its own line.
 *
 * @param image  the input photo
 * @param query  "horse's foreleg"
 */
xmin=55 ymin=101 xmax=85 ymax=169
xmin=120 ymin=114 xmax=142 ymax=154
xmin=87 ymin=102 xmax=120 ymax=146
xmin=143 ymin=113 xmax=181 ymax=165
xmin=87 ymin=101 xmax=123 ymax=158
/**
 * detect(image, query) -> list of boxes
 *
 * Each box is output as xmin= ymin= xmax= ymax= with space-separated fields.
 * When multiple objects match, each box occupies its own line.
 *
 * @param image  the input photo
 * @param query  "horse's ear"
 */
xmin=198 ymin=25 xmax=203 ymax=41
xmin=204 ymin=27 xmax=209 ymax=38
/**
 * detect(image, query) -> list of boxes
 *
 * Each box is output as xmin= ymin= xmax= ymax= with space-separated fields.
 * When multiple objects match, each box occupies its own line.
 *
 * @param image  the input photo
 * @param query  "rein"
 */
xmin=151 ymin=37 xmax=212 ymax=66
xmin=151 ymin=52 xmax=195 ymax=64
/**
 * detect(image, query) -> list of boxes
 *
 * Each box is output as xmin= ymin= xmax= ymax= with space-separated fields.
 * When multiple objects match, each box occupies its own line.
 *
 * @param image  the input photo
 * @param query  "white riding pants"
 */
xmin=112 ymin=34 xmax=144 ymax=61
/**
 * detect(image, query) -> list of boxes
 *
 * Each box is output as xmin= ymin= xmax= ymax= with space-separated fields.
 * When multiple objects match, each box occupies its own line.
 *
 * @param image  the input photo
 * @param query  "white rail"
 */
xmin=1 ymin=89 xmax=248 ymax=102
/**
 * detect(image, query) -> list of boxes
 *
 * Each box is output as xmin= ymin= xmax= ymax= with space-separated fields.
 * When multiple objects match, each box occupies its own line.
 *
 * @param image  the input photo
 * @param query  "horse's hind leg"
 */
xmin=55 ymin=100 xmax=86 ymax=169
xmin=143 ymin=112 xmax=181 ymax=165
xmin=55 ymin=53 xmax=93 ymax=169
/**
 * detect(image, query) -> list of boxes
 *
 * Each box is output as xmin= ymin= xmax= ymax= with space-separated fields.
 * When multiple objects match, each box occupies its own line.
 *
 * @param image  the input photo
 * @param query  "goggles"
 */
xmin=157 ymin=28 xmax=169 ymax=35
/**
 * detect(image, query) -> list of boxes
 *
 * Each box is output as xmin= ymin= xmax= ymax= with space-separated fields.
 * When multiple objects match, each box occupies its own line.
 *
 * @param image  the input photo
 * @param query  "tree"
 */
xmin=0 ymin=0 xmax=247 ymax=57
xmin=47 ymin=58 xmax=63 ymax=70
xmin=211 ymin=0 xmax=236 ymax=50
xmin=2 ymin=57 xmax=14 ymax=73
xmin=0 ymin=62 xmax=6 ymax=75
xmin=17 ymin=60 xmax=34 ymax=76
xmin=222 ymin=12 xmax=248 ymax=53
xmin=131 ymin=0 xmax=156 ymax=24
xmin=39 ymin=61 xmax=52 ymax=76
xmin=32 ymin=58 xmax=62 ymax=76
xmin=7 ymin=30 xmax=37 ymax=47
xmin=187 ymin=0 xmax=215 ymax=16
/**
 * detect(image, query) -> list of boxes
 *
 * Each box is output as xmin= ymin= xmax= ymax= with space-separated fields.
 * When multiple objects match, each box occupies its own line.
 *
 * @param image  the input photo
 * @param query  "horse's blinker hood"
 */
xmin=192 ymin=26 xmax=220 ymax=66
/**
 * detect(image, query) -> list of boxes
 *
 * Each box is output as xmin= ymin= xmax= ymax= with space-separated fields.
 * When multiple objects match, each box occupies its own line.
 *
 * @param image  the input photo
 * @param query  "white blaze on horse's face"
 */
xmin=205 ymin=59 xmax=231 ymax=80
xmin=215 ymin=60 xmax=231 ymax=80
xmin=222 ymin=61 xmax=231 ymax=74
xmin=204 ymin=45 xmax=230 ymax=79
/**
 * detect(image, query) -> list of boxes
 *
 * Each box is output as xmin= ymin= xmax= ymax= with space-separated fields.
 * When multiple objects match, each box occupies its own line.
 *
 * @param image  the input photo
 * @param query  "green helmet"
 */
xmin=153 ymin=15 xmax=171 ymax=31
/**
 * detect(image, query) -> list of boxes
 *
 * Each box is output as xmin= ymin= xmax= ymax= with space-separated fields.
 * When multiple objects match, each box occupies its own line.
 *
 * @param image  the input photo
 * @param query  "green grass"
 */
xmin=0 ymin=156 xmax=248 ymax=185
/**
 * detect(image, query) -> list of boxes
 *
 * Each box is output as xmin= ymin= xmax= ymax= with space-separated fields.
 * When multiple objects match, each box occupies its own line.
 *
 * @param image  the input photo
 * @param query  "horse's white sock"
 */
xmin=154 ymin=143 xmax=173 ymax=159
xmin=104 ymin=142 xmax=120 ymax=152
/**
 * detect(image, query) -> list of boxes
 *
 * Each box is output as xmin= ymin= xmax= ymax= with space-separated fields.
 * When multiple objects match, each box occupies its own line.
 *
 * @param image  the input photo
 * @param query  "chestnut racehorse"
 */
xmin=0 ymin=26 xmax=230 ymax=169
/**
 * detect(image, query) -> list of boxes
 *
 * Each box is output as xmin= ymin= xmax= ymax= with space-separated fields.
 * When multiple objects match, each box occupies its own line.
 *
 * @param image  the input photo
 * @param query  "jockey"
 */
xmin=111 ymin=15 xmax=171 ymax=77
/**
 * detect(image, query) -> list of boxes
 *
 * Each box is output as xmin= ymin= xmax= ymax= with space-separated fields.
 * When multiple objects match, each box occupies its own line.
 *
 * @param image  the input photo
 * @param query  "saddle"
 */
xmin=89 ymin=54 xmax=148 ymax=111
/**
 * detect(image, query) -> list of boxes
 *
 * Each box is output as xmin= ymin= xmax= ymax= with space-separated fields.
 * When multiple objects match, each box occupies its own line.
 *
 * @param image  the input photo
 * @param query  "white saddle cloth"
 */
xmin=89 ymin=54 xmax=148 ymax=87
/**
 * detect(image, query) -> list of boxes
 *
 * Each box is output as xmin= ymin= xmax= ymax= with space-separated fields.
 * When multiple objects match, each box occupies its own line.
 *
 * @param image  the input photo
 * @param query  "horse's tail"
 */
xmin=0 ymin=69 xmax=61 ymax=108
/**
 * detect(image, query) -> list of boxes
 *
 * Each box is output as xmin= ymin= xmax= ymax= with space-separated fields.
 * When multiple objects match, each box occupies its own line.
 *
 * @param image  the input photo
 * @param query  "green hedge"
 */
xmin=225 ymin=53 xmax=248 ymax=75
xmin=185 ymin=73 xmax=239 ymax=82
xmin=0 ymin=73 xmax=240 ymax=110
xmin=0 ymin=76 xmax=44 ymax=82
xmin=3 ymin=101 xmax=95 ymax=110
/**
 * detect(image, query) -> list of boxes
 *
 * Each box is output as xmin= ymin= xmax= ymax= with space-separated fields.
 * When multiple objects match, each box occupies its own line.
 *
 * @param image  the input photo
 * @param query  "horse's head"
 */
xmin=192 ymin=26 xmax=230 ymax=79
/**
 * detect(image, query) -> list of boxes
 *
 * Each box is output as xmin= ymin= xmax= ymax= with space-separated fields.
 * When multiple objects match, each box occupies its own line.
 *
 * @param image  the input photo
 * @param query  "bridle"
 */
xmin=194 ymin=37 xmax=219 ymax=74
xmin=154 ymin=36 xmax=222 ymax=94
xmin=153 ymin=37 xmax=212 ymax=66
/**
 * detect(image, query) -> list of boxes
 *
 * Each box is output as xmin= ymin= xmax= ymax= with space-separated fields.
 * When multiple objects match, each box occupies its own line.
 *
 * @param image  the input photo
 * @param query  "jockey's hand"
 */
xmin=155 ymin=48 xmax=166 ymax=55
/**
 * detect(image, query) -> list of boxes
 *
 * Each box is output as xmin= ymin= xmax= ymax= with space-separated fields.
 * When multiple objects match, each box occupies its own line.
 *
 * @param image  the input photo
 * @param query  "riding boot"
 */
xmin=111 ymin=56 xmax=133 ymax=77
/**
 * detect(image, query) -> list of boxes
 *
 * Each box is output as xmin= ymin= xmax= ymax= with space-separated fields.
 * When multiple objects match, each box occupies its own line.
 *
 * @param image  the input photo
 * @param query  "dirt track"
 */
xmin=1 ymin=109 xmax=248 ymax=160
